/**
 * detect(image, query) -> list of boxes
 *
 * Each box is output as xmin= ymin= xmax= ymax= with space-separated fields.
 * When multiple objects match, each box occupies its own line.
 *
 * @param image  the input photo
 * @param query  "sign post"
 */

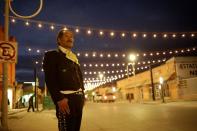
xmin=0 ymin=0 xmax=9 ymax=130
xmin=0 ymin=41 xmax=17 ymax=130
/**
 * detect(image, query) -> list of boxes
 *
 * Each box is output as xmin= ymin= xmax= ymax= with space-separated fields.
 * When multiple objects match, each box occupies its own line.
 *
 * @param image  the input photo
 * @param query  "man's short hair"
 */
xmin=57 ymin=29 xmax=73 ymax=44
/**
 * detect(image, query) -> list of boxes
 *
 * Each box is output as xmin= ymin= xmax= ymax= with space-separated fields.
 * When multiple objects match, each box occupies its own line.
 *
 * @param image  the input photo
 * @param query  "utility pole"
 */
xmin=1 ymin=0 xmax=9 ymax=130
xmin=34 ymin=67 xmax=39 ymax=111
xmin=149 ymin=65 xmax=155 ymax=101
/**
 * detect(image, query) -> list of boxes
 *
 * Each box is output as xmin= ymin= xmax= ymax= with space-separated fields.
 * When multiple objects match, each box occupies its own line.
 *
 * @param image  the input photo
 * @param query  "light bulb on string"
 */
xmin=87 ymin=29 xmax=92 ymax=35
xmin=38 ymin=23 xmax=42 ymax=28
xmin=163 ymin=34 xmax=167 ymax=38
xmin=25 ymin=21 xmax=30 ymax=26
xmin=153 ymin=34 xmax=157 ymax=38
xmin=191 ymin=34 xmax=195 ymax=37
xmin=182 ymin=34 xmax=186 ymax=38
xmin=110 ymin=32 xmax=115 ymax=37
xmin=92 ymin=53 xmax=96 ymax=57
xmin=121 ymin=33 xmax=125 ymax=37
xmin=63 ymin=27 xmax=68 ymax=30
xmin=132 ymin=33 xmax=137 ymax=38
xmin=85 ymin=53 xmax=89 ymax=57
xmin=11 ymin=18 xmax=16 ymax=23
xmin=75 ymin=28 xmax=79 ymax=33
xmin=50 ymin=25 xmax=55 ymax=30
xmin=99 ymin=31 xmax=104 ymax=36
xmin=143 ymin=34 xmax=147 ymax=38
xmin=77 ymin=53 xmax=80 ymax=56
xmin=28 ymin=48 xmax=32 ymax=52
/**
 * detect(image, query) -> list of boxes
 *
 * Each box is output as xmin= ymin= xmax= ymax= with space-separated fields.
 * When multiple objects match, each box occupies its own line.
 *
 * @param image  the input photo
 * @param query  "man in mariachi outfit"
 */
xmin=43 ymin=29 xmax=85 ymax=131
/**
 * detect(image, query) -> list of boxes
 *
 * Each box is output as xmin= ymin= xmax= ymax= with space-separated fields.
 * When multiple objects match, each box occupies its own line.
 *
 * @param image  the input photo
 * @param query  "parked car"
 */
xmin=101 ymin=93 xmax=116 ymax=103
xmin=94 ymin=94 xmax=102 ymax=102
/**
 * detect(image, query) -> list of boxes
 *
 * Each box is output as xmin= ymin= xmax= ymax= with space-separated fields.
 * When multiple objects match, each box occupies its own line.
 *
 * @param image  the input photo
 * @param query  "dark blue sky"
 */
xmin=1 ymin=0 xmax=196 ymax=52
xmin=0 ymin=0 xmax=197 ymax=86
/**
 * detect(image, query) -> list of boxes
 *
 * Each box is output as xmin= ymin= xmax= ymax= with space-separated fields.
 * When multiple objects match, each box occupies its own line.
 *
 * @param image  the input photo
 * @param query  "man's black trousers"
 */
xmin=56 ymin=93 xmax=84 ymax=131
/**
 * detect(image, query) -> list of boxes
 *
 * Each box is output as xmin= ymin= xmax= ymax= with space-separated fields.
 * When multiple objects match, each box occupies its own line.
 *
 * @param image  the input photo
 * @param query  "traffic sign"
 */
xmin=0 ymin=41 xmax=17 ymax=63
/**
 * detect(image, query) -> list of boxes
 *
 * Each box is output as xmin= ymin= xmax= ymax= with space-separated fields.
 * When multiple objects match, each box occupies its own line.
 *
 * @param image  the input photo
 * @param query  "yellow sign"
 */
xmin=0 ymin=41 xmax=17 ymax=63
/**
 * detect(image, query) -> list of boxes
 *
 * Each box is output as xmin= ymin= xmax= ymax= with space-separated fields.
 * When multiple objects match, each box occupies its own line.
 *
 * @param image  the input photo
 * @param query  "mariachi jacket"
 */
xmin=43 ymin=49 xmax=84 ymax=104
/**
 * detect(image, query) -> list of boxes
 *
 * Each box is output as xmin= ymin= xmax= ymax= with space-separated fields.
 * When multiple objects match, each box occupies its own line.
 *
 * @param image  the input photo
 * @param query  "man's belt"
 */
xmin=60 ymin=88 xmax=83 ymax=95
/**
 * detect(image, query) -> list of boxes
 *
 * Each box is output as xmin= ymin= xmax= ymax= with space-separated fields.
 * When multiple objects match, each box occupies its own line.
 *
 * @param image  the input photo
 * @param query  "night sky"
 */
xmin=0 ymin=0 xmax=197 ymax=87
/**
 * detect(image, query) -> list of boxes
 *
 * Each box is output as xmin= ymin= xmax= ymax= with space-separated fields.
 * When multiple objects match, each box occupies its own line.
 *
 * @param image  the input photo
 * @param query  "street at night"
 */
xmin=8 ymin=101 xmax=197 ymax=131
xmin=1 ymin=0 xmax=197 ymax=131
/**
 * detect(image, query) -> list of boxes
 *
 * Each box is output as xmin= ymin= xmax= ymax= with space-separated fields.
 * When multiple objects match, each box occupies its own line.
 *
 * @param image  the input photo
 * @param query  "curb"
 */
xmin=8 ymin=108 xmax=27 ymax=115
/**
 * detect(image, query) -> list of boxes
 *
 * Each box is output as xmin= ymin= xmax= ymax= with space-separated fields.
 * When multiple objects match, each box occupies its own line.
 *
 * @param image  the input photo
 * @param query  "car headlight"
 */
xmin=113 ymin=96 xmax=116 ymax=99
xmin=104 ymin=96 xmax=107 ymax=100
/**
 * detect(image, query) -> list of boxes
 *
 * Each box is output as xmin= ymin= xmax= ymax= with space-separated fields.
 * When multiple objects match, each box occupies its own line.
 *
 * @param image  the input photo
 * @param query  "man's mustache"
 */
xmin=66 ymin=40 xmax=73 ymax=42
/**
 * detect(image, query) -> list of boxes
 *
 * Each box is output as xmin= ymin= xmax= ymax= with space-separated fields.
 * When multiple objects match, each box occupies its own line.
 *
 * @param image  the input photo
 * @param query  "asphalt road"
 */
xmin=7 ymin=101 xmax=197 ymax=131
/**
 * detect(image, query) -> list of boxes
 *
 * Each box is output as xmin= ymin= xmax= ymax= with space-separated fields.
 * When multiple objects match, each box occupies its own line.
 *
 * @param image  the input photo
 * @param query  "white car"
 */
xmin=94 ymin=94 xmax=102 ymax=102
xmin=101 ymin=93 xmax=116 ymax=103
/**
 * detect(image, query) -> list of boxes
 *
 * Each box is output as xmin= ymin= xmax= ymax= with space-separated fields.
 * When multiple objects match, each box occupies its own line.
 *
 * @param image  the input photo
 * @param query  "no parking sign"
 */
xmin=0 ymin=41 xmax=17 ymax=63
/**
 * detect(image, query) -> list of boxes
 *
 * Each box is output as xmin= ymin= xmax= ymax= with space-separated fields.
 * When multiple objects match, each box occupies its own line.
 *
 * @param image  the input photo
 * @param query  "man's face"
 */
xmin=58 ymin=31 xmax=74 ymax=49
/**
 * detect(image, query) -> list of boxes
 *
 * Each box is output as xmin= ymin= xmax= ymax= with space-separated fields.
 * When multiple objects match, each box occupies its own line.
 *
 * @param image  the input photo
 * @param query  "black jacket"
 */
xmin=43 ymin=49 xmax=84 ymax=104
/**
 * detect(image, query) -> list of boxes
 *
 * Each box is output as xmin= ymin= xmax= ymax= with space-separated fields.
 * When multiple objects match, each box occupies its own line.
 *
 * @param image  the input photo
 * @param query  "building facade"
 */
xmin=116 ymin=57 xmax=197 ymax=102
xmin=0 ymin=25 xmax=17 ymax=109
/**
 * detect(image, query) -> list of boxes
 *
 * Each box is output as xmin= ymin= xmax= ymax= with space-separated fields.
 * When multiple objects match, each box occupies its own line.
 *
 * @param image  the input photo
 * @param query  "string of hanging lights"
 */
xmin=10 ymin=16 xmax=197 ymax=39
xmin=26 ymin=46 xmax=196 ymax=58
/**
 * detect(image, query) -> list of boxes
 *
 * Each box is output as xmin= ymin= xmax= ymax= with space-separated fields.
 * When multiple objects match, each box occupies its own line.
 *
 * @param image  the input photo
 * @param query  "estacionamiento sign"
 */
xmin=176 ymin=58 xmax=197 ymax=78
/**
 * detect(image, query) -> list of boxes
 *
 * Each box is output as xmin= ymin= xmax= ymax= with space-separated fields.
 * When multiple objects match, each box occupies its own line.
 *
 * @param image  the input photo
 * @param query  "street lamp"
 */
xmin=99 ymin=73 xmax=104 ymax=80
xmin=127 ymin=54 xmax=136 ymax=78
xmin=112 ymin=87 xmax=116 ymax=92
xmin=159 ymin=77 xmax=165 ymax=103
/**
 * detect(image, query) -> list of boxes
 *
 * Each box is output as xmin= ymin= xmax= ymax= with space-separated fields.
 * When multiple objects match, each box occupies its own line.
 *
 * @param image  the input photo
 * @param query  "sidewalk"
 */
xmin=0 ymin=108 xmax=26 ymax=118
xmin=142 ymin=99 xmax=197 ymax=106
xmin=8 ymin=108 xmax=27 ymax=115
xmin=113 ymin=99 xmax=197 ymax=106
xmin=0 ymin=104 xmax=44 ymax=117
